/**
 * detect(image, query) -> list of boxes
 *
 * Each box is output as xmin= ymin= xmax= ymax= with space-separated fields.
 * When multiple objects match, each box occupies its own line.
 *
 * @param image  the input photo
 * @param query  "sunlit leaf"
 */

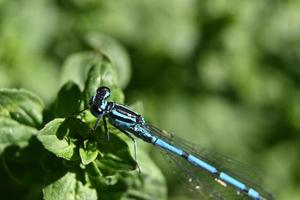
xmin=0 ymin=88 xmax=44 ymax=128
xmin=43 ymin=172 xmax=97 ymax=200
xmin=37 ymin=118 xmax=79 ymax=161
xmin=85 ymin=33 xmax=131 ymax=89
xmin=0 ymin=89 xmax=44 ymax=154
xmin=79 ymin=140 xmax=99 ymax=165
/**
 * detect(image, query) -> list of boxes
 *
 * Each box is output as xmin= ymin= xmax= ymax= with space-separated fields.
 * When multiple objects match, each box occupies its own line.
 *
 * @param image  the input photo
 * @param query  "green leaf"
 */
xmin=79 ymin=140 xmax=99 ymax=165
xmin=0 ymin=88 xmax=43 ymax=154
xmin=0 ymin=117 xmax=37 ymax=154
xmin=85 ymin=33 xmax=132 ymax=89
xmin=0 ymin=88 xmax=44 ymax=128
xmin=96 ymin=133 xmax=137 ymax=172
xmin=83 ymin=56 xmax=119 ymax=107
xmin=86 ymin=161 xmax=102 ymax=178
xmin=88 ymin=147 xmax=167 ymax=200
xmin=109 ymin=87 xmax=125 ymax=104
xmin=54 ymin=81 xmax=82 ymax=117
xmin=130 ymin=149 xmax=167 ymax=200
xmin=2 ymin=137 xmax=49 ymax=185
xmin=43 ymin=172 xmax=97 ymax=200
xmin=37 ymin=118 xmax=79 ymax=160
xmin=88 ymin=173 xmax=128 ymax=200
xmin=60 ymin=52 xmax=102 ymax=91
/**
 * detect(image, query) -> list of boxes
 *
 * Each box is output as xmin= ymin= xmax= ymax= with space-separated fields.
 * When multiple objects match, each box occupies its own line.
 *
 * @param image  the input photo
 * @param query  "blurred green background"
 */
xmin=0 ymin=0 xmax=299 ymax=199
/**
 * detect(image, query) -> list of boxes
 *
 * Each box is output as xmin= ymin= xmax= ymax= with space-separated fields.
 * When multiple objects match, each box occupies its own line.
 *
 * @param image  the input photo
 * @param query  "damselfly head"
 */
xmin=96 ymin=86 xmax=111 ymax=100
xmin=89 ymin=86 xmax=111 ymax=117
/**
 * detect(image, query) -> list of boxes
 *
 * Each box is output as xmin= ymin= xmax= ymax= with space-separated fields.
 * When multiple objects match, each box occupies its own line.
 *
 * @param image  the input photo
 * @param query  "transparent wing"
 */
xmin=144 ymin=123 xmax=274 ymax=200
xmin=160 ymin=149 xmax=250 ymax=200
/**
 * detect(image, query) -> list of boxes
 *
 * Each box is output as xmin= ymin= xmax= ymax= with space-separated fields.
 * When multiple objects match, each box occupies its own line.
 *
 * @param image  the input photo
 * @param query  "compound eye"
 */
xmin=96 ymin=86 xmax=111 ymax=99
xmin=90 ymin=105 xmax=103 ymax=117
xmin=96 ymin=86 xmax=110 ymax=93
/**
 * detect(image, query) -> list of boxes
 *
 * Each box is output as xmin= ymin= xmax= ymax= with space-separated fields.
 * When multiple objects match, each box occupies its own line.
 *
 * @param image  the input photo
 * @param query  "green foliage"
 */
xmin=0 ymin=0 xmax=299 ymax=199
xmin=0 ymin=89 xmax=43 ymax=154
xmin=54 ymin=82 xmax=82 ymax=118
xmin=37 ymin=118 xmax=79 ymax=161
xmin=0 ymin=54 xmax=166 ymax=200
xmin=42 ymin=172 xmax=97 ymax=200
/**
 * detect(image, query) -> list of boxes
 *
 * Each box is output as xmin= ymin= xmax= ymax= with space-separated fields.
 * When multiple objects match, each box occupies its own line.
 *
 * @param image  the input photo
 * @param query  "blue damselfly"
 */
xmin=89 ymin=86 xmax=273 ymax=200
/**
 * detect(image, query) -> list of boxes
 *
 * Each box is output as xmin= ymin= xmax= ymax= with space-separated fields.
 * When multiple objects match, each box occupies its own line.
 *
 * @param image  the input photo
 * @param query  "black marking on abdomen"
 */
xmin=242 ymin=186 xmax=250 ymax=193
xmin=181 ymin=151 xmax=189 ymax=159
